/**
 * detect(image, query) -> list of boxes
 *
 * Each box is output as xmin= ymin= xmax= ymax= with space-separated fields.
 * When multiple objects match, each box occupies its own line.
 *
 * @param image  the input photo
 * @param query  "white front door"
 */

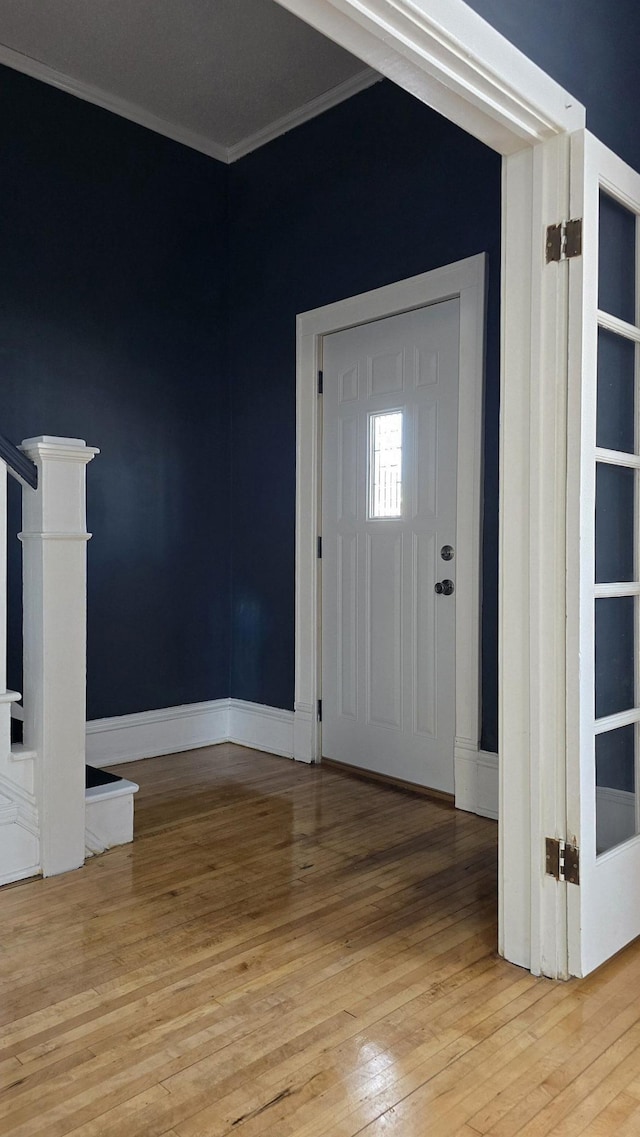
xmin=321 ymin=298 xmax=460 ymax=793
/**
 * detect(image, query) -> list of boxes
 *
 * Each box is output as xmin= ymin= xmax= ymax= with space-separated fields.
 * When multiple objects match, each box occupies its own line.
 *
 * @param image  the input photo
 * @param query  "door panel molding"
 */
xmin=295 ymin=254 xmax=487 ymax=809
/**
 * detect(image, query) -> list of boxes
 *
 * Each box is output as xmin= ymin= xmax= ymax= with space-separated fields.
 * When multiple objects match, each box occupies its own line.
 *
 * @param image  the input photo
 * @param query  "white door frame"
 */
xmin=281 ymin=0 xmax=588 ymax=977
xmin=296 ymin=255 xmax=486 ymax=802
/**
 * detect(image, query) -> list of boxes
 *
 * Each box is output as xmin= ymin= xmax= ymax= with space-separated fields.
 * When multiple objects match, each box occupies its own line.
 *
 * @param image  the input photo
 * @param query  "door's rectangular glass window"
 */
xmin=595 ymin=463 xmax=635 ymax=583
xmin=599 ymin=192 xmax=636 ymax=325
xmin=596 ymin=329 xmax=636 ymax=454
xmin=594 ymin=182 xmax=639 ymax=862
xmin=369 ymin=411 xmax=403 ymax=518
xmin=595 ymin=596 xmax=636 ymax=719
xmin=596 ymin=725 xmax=638 ymax=854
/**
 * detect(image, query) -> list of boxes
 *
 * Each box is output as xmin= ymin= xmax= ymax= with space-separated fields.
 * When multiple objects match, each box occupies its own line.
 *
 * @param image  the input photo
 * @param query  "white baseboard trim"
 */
xmin=86 ymin=698 xmax=295 ymax=767
xmin=86 ymin=700 xmax=229 ymax=766
xmin=477 ymin=751 xmax=500 ymax=820
xmin=228 ymin=700 xmax=294 ymax=759
xmin=596 ymin=786 xmax=635 ymax=853
xmin=293 ymin=703 xmax=316 ymax=764
xmin=455 ymin=743 xmax=499 ymax=820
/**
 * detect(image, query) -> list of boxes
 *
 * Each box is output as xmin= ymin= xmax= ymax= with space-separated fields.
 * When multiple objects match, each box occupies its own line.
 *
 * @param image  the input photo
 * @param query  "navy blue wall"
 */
xmin=0 ymin=65 xmax=231 ymax=719
xmin=464 ymin=0 xmax=640 ymax=172
xmin=228 ymin=81 xmax=501 ymax=751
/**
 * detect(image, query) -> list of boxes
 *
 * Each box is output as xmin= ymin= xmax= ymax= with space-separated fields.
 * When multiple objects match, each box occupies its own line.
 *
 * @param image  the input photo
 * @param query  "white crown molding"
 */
xmin=0 ymin=42 xmax=229 ymax=163
xmin=226 ymin=69 xmax=381 ymax=162
xmin=0 ymin=40 xmax=380 ymax=164
xmin=0 ymin=0 xmax=587 ymax=163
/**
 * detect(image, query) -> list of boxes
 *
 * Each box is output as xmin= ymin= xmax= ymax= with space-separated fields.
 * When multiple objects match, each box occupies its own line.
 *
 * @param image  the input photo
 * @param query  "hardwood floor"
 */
xmin=1 ymin=746 xmax=640 ymax=1136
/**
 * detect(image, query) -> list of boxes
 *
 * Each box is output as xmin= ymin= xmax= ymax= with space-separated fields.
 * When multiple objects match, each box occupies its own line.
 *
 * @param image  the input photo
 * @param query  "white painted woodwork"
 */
xmin=455 ymin=747 xmax=499 ymax=820
xmin=276 ymin=0 xmax=584 ymax=156
xmin=322 ymin=300 xmax=459 ymax=792
xmin=0 ymin=458 xmax=41 ymax=886
xmin=566 ymin=134 xmax=640 ymax=977
xmin=20 ymin=436 xmax=98 ymax=878
xmin=83 ymin=695 xmax=501 ymax=822
xmin=296 ymin=256 xmax=486 ymax=800
xmin=86 ymin=698 xmax=296 ymax=766
xmin=499 ymin=133 xmax=575 ymax=979
xmin=85 ymin=777 xmax=138 ymax=856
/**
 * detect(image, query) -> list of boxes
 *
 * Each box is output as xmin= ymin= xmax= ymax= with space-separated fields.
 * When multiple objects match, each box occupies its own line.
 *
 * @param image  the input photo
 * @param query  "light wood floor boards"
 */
xmin=2 ymin=745 xmax=640 ymax=1136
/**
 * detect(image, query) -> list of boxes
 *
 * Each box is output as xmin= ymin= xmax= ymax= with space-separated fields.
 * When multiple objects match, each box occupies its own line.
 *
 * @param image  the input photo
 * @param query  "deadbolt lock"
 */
xmin=440 ymin=544 xmax=454 ymax=561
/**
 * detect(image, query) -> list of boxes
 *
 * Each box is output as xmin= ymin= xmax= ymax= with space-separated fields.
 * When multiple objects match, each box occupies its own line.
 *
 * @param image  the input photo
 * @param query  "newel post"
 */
xmin=20 ymin=436 xmax=99 ymax=877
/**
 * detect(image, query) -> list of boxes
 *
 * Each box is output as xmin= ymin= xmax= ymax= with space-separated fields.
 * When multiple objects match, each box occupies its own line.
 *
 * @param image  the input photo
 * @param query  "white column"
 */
xmin=20 ymin=436 xmax=99 ymax=877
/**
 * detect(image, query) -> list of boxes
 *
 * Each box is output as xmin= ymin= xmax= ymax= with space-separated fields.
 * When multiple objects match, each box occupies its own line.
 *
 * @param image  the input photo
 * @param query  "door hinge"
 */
xmin=545 ymin=837 xmax=580 ymax=885
xmin=318 ymin=369 xmax=323 ymax=395
xmin=546 ymin=218 xmax=582 ymax=263
xmin=317 ymin=699 xmax=322 ymax=722
xmin=317 ymin=535 xmax=322 ymax=559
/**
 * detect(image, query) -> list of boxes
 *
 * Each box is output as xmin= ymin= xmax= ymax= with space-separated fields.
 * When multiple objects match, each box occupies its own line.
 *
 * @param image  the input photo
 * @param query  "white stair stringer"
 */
xmin=85 ymin=778 xmax=138 ymax=857
xmin=0 ymin=744 xmax=40 ymax=887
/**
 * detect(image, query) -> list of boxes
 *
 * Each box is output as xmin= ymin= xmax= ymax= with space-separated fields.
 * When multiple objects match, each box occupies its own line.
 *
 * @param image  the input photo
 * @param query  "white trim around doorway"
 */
xmin=275 ymin=0 xmax=584 ymax=156
xmin=294 ymin=253 xmax=489 ymax=813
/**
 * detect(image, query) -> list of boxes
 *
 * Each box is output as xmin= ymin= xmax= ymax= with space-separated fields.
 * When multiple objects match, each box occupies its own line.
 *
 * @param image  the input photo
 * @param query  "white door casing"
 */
xmin=296 ymin=255 xmax=486 ymax=799
xmin=322 ymin=298 xmax=460 ymax=793
xmin=285 ymin=0 xmax=587 ymax=976
xmin=274 ymin=0 xmax=584 ymax=154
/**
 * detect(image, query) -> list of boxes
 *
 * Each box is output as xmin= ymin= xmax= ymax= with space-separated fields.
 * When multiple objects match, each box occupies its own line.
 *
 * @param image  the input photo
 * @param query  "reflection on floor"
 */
xmin=1 ymin=744 xmax=639 ymax=1136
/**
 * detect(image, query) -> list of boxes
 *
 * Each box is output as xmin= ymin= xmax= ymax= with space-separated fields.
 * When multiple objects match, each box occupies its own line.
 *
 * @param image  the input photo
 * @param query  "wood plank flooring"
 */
xmin=1 ymin=745 xmax=640 ymax=1136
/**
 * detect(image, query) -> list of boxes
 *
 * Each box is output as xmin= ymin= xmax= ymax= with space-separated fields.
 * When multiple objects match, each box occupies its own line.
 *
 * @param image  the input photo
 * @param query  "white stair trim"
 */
xmin=85 ymin=777 xmax=139 ymax=801
xmin=85 ymin=777 xmax=138 ymax=857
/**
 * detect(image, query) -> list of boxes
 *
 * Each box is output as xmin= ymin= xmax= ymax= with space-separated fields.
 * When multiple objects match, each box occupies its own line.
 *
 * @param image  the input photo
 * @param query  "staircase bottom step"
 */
xmin=85 ymin=776 xmax=139 ymax=857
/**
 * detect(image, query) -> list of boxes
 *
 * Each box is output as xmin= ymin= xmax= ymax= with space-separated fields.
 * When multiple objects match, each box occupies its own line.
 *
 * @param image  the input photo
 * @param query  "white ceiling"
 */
xmin=0 ymin=0 xmax=379 ymax=162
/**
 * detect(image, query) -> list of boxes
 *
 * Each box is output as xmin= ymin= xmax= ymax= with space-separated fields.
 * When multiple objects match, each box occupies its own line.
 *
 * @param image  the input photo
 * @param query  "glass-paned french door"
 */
xmin=594 ymin=185 xmax=640 ymax=854
xmin=567 ymin=131 xmax=640 ymax=976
